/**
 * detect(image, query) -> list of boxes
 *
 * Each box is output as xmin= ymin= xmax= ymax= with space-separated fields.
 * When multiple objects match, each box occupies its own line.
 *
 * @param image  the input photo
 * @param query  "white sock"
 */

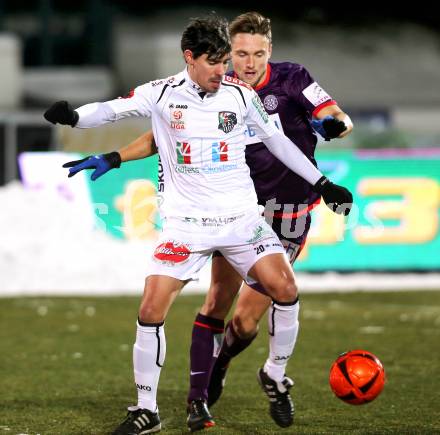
xmin=264 ymin=299 xmax=299 ymax=382
xmin=133 ymin=321 xmax=166 ymax=411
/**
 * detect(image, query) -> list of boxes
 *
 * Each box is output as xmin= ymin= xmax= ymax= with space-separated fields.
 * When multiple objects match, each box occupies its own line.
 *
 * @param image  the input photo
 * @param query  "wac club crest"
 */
xmin=218 ymin=111 xmax=237 ymax=133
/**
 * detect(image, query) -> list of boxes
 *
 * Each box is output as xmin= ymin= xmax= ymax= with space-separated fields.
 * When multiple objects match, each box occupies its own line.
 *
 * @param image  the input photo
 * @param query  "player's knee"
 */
xmin=267 ymin=277 xmax=298 ymax=303
xmin=201 ymin=297 xmax=227 ymax=318
xmin=232 ymin=312 xmax=259 ymax=339
xmin=138 ymin=303 xmax=163 ymax=324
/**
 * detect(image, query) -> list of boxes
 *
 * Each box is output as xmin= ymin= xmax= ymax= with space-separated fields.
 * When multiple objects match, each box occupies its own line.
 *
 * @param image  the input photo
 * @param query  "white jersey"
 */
xmin=77 ymin=68 xmax=278 ymax=219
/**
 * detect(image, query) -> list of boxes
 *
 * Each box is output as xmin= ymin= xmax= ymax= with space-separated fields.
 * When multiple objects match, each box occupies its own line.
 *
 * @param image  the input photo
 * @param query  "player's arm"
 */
xmin=262 ymin=130 xmax=352 ymax=215
xmin=61 ymin=130 xmax=158 ymax=180
xmin=43 ymin=85 xmax=156 ymax=180
xmin=246 ymin=92 xmax=353 ymax=215
xmin=313 ymin=104 xmax=353 ymax=139
xmin=119 ymin=130 xmax=158 ymax=162
xmin=43 ymin=84 xmax=153 ymax=129
xmin=292 ymin=66 xmax=353 ymax=141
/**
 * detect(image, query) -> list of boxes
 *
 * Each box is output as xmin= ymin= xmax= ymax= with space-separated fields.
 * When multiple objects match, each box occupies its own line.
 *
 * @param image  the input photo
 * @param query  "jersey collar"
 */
xmin=183 ymin=67 xmax=216 ymax=99
xmin=184 ymin=67 xmax=202 ymax=92
xmin=254 ymin=63 xmax=271 ymax=91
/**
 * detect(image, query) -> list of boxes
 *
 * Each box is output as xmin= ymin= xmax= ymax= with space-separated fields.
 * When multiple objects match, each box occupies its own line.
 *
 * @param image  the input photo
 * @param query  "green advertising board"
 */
xmin=86 ymin=149 xmax=440 ymax=271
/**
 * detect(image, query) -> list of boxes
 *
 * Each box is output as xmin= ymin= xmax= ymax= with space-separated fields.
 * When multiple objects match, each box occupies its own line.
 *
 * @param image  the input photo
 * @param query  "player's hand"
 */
xmin=63 ymin=152 xmax=121 ymax=181
xmin=313 ymin=176 xmax=353 ymax=216
xmin=44 ymin=101 xmax=79 ymax=127
xmin=311 ymin=115 xmax=347 ymax=141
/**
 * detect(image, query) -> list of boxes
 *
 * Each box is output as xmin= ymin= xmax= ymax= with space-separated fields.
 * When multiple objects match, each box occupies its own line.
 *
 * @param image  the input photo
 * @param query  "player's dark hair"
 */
xmin=181 ymin=13 xmax=231 ymax=61
xmin=229 ymin=11 xmax=272 ymax=42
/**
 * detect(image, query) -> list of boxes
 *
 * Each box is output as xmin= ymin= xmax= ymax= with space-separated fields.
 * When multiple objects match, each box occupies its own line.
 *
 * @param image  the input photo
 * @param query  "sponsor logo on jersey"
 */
xmin=169 ymin=103 xmax=188 ymax=109
xmin=174 ymin=163 xmax=238 ymax=175
xmin=223 ymin=75 xmax=252 ymax=90
xmin=211 ymin=141 xmax=228 ymax=162
xmin=154 ymin=241 xmax=190 ymax=264
xmin=173 ymin=110 xmax=183 ymax=120
xmin=174 ymin=140 xmax=237 ymax=174
xmin=176 ymin=141 xmax=191 ymax=164
xmin=263 ymin=94 xmax=278 ymax=111
xmin=157 ymin=156 xmax=165 ymax=193
xmin=174 ymin=165 xmax=199 ymax=174
xmin=244 ymin=113 xmax=284 ymax=146
xmin=218 ymin=111 xmax=237 ymax=133
xmin=252 ymin=96 xmax=269 ymax=123
xmin=152 ymin=76 xmax=175 ymax=87
xmin=302 ymin=81 xmax=331 ymax=107
xmin=201 ymin=164 xmax=238 ymax=174
xmin=170 ymin=104 xmax=186 ymax=129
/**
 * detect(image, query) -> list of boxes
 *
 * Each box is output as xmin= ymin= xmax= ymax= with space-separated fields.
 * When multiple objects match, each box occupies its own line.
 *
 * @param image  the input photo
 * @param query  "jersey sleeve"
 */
xmin=244 ymin=89 xmax=279 ymax=140
xmin=106 ymin=83 xmax=154 ymax=120
xmin=75 ymin=83 xmax=155 ymax=128
xmin=286 ymin=65 xmax=337 ymax=117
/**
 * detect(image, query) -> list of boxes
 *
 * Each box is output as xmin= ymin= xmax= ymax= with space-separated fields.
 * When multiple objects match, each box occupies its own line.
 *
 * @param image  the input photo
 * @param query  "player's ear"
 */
xmin=183 ymin=49 xmax=195 ymax=67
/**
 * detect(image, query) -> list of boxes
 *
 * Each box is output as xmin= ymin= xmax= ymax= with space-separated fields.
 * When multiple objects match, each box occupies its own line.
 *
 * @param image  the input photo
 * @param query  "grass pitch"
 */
xmin=1 ymin=290 xmax=440 ymax=434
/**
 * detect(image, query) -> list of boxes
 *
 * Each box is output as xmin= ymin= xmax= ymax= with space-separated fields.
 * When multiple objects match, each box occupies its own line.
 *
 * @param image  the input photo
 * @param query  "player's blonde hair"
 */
xmin=229 ymin=12 xmax=272 ymax=42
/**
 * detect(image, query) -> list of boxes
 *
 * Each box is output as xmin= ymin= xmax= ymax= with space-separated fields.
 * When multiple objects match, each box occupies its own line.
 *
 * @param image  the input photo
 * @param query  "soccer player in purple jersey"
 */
xmin=185 ymin=11 xmax=353 ymax=430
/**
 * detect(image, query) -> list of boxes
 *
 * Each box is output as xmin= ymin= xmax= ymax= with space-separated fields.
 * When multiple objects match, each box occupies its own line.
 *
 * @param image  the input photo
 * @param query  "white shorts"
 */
xmin=146 ymin=210 xmax=286 ymax=284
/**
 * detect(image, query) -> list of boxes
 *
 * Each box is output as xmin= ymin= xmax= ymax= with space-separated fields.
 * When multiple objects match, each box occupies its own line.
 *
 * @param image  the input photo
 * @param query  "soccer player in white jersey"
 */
xmin=44 ymin=14 xmax=352 ymax=434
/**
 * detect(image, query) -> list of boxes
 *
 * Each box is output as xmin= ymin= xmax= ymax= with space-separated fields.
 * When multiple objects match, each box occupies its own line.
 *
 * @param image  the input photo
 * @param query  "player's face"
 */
xmin=185 ymin=51 xmax=230 ymax=93
xmin=231 ymin=33 xmax=272 ymax=88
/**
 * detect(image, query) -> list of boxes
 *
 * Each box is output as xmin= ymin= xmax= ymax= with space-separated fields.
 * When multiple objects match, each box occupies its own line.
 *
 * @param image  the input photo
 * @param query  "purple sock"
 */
xmin=187 ymin=313 xmax=224 ymax=403
xmin=215 ymin=320 xmax=258 ymax=369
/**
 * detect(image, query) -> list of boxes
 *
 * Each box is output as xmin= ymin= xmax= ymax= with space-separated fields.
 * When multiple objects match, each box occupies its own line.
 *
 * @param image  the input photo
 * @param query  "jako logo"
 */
xmin=136 ymin=384 xmax=152 ymax=391
xmin=274 ymin=355 xmax=291 ymax=361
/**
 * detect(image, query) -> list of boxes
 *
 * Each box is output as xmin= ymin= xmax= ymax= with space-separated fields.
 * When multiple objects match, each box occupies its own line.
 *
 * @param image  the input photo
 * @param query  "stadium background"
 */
xmin=1 ymin=2 xmax=439 ymax=434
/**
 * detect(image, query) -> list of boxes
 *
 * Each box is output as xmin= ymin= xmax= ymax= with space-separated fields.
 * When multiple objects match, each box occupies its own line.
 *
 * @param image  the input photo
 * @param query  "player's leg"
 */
xmin=249 ymin=214 xmax=311 ymax=428
xmin=189 ymin=253 xmax=242 ymax=403
xmin=208 ymin=284 xmax=270 ymax=407
xmin=113 ymin=233 xmax=211 ymax=434
xmin=187 ymin=253 xmax=242 ymax=431
xmin=256 ymin=213 xmax=310 ymax=385
xmin=112 ymin=274 xmax=186 ymax=435
xmin=248 ymin=252 xmax=298 ymax=428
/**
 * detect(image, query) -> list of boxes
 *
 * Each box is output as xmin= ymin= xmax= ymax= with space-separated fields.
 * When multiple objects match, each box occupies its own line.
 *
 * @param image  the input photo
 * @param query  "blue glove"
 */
xmin=63 ymin=152 xmax=121 ymax=180
xmin=311 ymin=115 xmax=347 ymax=141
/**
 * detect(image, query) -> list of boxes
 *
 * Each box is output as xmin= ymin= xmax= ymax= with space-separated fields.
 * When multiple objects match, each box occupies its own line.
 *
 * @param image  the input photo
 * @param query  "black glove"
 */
xmin=44 ymin=101 xmax=79 ymax=127
xmin=63 ymin=152 xmax=121 ymax=180
xmin=311 ymin=115 xmax=347 ymax=141
xmin=313 ymin=176 xmax=353 ymax=216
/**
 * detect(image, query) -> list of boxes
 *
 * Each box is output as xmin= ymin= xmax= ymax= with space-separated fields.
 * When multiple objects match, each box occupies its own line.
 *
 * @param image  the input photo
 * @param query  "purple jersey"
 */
xmin=229 ymin=62 xmax=336 ymax=214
